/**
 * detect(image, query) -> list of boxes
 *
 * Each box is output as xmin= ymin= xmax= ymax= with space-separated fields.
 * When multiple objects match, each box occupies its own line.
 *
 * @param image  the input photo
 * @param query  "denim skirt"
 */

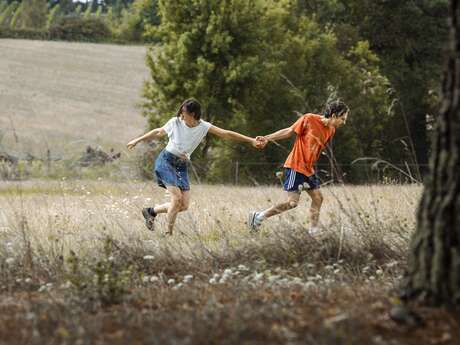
xmin=154 ymin=150 xmax=190 ymax=191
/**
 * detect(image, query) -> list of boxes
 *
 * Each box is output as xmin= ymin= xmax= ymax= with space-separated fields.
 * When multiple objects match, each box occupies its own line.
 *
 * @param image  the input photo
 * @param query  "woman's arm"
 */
xmin=126 ymin=127 xmax=166 ymax=150
xmin=208 ymin=125 xmax=259 ymax=147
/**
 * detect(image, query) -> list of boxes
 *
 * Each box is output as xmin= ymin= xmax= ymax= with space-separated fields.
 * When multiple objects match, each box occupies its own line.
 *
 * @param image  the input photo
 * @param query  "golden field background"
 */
xmin=0 ymin=39 xmax=148 ymax=156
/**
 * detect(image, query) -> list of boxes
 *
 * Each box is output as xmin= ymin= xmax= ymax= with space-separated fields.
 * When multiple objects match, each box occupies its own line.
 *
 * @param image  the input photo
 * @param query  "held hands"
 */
xmin=253 ymin=136 xmax=268 ymax=149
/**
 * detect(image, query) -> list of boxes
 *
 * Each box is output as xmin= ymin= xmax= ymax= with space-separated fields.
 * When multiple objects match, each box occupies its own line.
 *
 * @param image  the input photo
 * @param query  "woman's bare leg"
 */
xmin=165 ymin=186 xmax=184 ymax=235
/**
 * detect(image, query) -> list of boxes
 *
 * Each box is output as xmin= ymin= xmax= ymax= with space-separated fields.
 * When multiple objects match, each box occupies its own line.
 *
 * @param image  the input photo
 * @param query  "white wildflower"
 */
xmin=304 ymin=281 xmax=316 ymax=289
xmin=362 ymin=266 xmax=370 ymax=273
xmin=150 ymin=276 xmax=159 ymax=283
xmin=209 ymin=278 xmax=217 ymax=284
xmin=61 ymin=281 xmax=72 ymax=289
xmin=167 ymin=279 xmax=175 ymax=285
xmin=16 ymin=278 xmax=22 ymax=283
xmin=25 ymin=278 xmax=32 ymax=284
xmin=268 ymin=275 xmax=279 ymax=283
xmin=238 ymin=264 xmax=248 ymax=271
xmin=108 ymin=256 xmax=114 ymax=262
xmin=376 ymin=269 xmax=383 ymax=275
xmin=253 ymin=272 xmax=264 ymax=281
xmin=173 ymin=283 xmax=183 ymax=290
xmin=142 ymin=276 xmax=150 ymax=283
xmin=183 ymin=275 xmax=194 ymax=283
xmin=213 ymin=273 xmax=220 ymax=280
xmin=369 ymin=276 xmax=376 ymax=281
xmin=325 ymin=265 xmax=334 ymax=271
xmin=386 ymin=261 xmax=398 ymax=268
xmin=5 ymin=258 xmax=14 ymax=265
xmin=333 ymin=269 xmax=341 ymax=274
xmin=223 ymin=269 xmax=233 ymax=276
xmin=143 ymin=255 xmax=155 ymax=260
xmin=292 ymin=277 xmax=303 ymax=285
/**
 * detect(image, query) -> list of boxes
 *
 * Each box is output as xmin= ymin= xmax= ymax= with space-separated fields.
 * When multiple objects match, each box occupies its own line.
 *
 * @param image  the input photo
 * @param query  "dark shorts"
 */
xmin=283 ymin=168 xmax=321 ymax=192
xmin=154 ymin=150 xmax=190 ymax=191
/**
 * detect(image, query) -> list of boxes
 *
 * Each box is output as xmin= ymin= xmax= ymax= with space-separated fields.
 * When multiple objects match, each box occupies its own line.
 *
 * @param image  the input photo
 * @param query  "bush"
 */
xmin=49 ymin=16 xmax=111 ymax=42
xmin=0 ymin=27 xmax=49 ymax=39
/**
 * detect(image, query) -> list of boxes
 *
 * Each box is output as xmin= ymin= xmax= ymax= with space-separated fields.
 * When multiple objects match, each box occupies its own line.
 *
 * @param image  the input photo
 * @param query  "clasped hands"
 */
xmin=252 ymin=136 xmax=268 ymax=149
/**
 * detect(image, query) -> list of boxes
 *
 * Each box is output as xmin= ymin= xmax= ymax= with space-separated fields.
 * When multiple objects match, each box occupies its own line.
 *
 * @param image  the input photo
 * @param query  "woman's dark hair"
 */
xmin=176 ymin=98 xmax=202 ymax=120
xmin=323 ymin=100 xmax=349 ymax=118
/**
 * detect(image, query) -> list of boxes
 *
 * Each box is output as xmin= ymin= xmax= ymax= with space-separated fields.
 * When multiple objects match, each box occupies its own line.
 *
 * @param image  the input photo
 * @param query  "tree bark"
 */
xmin=405 ymin=0 xmax=460 ymax=305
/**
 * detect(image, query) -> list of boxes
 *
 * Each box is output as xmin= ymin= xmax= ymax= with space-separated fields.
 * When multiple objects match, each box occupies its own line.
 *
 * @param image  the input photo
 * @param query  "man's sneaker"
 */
xmin=248 ymin=211 xmax=263 ymax=232
xmin=142 ymin=207 xmax=156 ymax=231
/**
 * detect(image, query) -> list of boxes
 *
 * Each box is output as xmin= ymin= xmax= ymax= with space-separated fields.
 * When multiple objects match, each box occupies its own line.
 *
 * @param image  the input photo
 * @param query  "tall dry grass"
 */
xmin=0 ymin=180 xmax=423 ymax=344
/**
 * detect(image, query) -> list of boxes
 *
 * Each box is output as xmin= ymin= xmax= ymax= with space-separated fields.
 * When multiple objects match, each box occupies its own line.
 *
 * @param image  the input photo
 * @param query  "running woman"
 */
xmin=127 ymin=98 xmax=262 ymax=235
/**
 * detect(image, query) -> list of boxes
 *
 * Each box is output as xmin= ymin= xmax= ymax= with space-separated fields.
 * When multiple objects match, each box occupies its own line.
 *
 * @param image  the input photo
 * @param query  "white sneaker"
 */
xmin=248 ymin=211 xmax=263 ymax=232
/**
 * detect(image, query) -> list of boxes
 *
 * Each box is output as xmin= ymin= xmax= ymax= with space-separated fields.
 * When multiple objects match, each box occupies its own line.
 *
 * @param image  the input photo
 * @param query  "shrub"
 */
xmin=49 ymin=16 xmax=111 ymax=42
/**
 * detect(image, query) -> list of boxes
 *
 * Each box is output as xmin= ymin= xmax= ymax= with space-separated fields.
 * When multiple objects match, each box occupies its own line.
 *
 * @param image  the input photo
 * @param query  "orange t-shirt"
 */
xmin=284 ymin=113 xmax=335 ymax=176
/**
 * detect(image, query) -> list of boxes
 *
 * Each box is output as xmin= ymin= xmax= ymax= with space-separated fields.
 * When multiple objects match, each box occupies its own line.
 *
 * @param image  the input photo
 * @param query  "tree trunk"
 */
xmin=405 ymin=0 xmax=460 ymax=305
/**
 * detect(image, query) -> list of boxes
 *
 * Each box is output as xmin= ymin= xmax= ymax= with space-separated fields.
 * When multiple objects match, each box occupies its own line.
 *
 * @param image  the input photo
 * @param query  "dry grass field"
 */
xmin=0 ymin=39 xmax=148 ymax=157
xmin=1 ymin=180 xmax=458 ymax=345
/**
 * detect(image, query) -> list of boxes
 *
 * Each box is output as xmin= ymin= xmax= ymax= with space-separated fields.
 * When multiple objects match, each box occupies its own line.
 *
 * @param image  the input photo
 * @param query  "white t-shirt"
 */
xmin=163 ymin=117 xmax=212 ymax=159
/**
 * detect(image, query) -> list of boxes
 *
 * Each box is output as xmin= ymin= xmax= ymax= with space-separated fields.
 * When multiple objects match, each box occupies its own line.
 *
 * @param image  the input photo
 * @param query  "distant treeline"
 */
xmin=0 ymin=0 xmax=158 ymax=43
xmin=0 ymin=0 xmax=449 ymax=184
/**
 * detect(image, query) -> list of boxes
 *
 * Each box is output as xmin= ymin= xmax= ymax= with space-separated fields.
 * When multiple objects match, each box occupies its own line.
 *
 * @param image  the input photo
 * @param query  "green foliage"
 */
xmin=9 ymin=1 xmax=22 ymax=28
xmin=333 ymin=0 xmax=448 ymax=173
xmin=75 ymin=4 xmax=82 ymax=15
xmin=58 ymin=0 xmax=74 ymax=14
xmin=115 ymin=0 xmax=159 ymax=42
xmin=0 ymin=2 xmax=7 ymax=15
xmin=143 ymin=0 xmax=285 ymax=179
xmin=46 ymin=3 xmax=60 ymax=29
xmin=142 ymin=0 xmax=394 ymax=183
xmin=83 ymin=3 xmax=92 ymax=18
xmin=0 ymin=26 xmax=49 ymax=39
xmin=50 ymin=16 xmax=112 ymax=42
xmin=0 ymin=1 xmax=18 ymax=28
xmin=21 ymin=0 xmax=47 ymax=29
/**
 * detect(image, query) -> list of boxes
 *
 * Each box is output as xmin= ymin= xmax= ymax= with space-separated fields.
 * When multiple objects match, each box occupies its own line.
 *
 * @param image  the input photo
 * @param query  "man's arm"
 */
xmin=264 ymin=127 xmax=295 ymax=142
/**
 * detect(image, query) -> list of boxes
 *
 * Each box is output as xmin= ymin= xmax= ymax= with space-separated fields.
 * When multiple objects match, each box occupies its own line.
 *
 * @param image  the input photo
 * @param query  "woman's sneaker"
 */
xmin=142 ymin=208 xmax=156 ymax=231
